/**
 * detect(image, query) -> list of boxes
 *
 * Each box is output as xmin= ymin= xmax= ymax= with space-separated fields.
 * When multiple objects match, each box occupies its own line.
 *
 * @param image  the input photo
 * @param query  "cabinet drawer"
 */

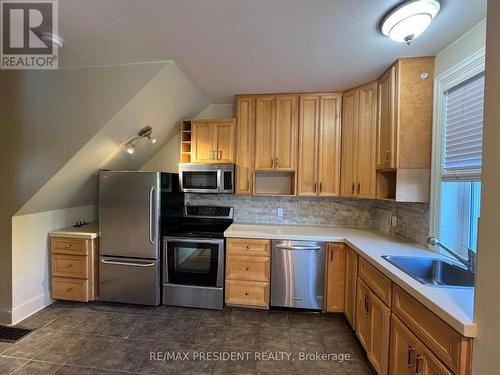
xmin=359 ymin=257 xmax=392 ymax=306
xmin=392 ymin=285 xmax=472 ymax=374
xmin=51 ymin=254 xmax=88 ymax=279
xmin=51 ymin=277 xmax=89 ymax=302
xmin=225 ymin=280 xmax=269 ymax=308
xmin=51 ymin=238 xmax=89 ymax=255
xmin=226 ymin=256 xmax=270 ymax=282
xmin=227 ymin=238 xmax=270 ymax=257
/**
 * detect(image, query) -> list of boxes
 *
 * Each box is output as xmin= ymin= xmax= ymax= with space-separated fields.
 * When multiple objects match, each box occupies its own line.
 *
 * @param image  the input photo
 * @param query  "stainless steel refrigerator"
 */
xmin=99 ymin=171 xmax=183 ymax=306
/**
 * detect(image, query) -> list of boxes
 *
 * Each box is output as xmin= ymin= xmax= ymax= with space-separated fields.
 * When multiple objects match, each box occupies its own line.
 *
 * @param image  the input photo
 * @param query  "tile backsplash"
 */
xmin=185 ymin=194 xmax=430 ymax=245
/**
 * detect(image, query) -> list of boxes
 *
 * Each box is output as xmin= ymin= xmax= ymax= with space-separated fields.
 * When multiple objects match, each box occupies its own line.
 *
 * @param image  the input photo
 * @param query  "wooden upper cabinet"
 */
xmin=255 ymin=96 xmax=276 ymax=170
xmin=191 ymin=121 xmax=214 ymax=163
xmin=325 ymin=243 xmax=346 ymax=312
xmin=376 ymin=57 xmax=435 ymax=171
xmin=274 ymin=95 xmax=298 ymax=170
xmin=298 ymin=93 xmax=341 ymax=196
xmin=191 ymin=119 xmax=235 ymax=164
xmin=377 ymin=66 xmax=396 ymax=170
xmin=341 ymin=89 xmax=359 ymax=197
xmin=254 ymin=95 xmax=298 ymax=171
xmin=344 ymin=246 xmax=358 ymax=329
xmin=298 ymin=95 xmax=320 ymax=195
xmin=357 ymin=82 xmax=378 ymax=198
xmin=341 ymin=82 xmax=377 ymax=199
xmin=236 ymin=96 xmax=255 ymax=195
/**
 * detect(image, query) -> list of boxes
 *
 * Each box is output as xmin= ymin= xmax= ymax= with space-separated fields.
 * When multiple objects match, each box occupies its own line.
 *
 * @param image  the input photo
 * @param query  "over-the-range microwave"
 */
xmin=179 ymin=163 xmax=234 ymax=193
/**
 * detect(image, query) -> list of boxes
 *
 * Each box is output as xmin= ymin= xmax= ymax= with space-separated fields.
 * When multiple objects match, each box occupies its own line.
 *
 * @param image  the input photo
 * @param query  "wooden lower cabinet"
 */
xmin=356 ymin=277 xmax=390 ymax=375
xmin=50 ymin=237 xmax=99 ymax=302
xmin=344 ymin=245 xmax=358 ymax=328
xmin=225 ymin=238 xmax=271 ymax=308
xmin=325 ymin=243 xmax=346 ymax=312
xmin=390 ymin=314 xmax=453 ymax=375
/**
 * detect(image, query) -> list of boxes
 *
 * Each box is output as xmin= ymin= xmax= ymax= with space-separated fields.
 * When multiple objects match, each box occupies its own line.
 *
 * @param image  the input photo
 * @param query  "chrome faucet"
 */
xmin=427 ymin=237 xmax=476 ymax=273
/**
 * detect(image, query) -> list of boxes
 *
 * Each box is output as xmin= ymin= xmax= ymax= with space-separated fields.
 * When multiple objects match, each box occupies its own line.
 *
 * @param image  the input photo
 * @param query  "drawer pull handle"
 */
xmin=407 ymin=346 xmax=415 ymax=368
xmin=66 ymin=288 xmax=72 ymax=292
xmin=65 ymin=244 xmax=72 ymax=248
xmin=415 ymin=355 xmax=423 ymax=374
xmin=245 ymin=291 xmax=249 ymax=296
xmin=66 ymin=264 xmax=72 ymax=268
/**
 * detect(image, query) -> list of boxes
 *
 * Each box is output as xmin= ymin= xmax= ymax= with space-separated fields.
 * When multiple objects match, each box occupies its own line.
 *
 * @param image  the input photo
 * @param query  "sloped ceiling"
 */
xmin=17 ymin=61 xmax=209 ymax=215
xmin=58 ymin=0 xmax=486 ymax=101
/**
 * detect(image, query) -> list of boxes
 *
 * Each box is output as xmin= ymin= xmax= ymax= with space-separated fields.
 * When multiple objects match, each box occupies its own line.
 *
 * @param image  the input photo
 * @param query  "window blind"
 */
xmin=442 ymin=73 xmax=484 ymax=181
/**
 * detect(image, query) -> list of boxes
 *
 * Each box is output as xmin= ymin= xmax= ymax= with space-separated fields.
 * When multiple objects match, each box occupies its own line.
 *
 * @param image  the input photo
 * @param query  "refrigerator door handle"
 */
xmin=149 ymin=186 xmax=156 ymax=245
xmin=101 ymin=258 xmax=156 ymax=267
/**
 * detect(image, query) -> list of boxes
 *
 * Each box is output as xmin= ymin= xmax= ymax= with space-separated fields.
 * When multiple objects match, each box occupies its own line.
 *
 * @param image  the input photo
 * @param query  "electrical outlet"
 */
xmin=391 ymin=215 xmax=397 ymax=227
xmin=277 ymin=208 xmax=284 ymax=217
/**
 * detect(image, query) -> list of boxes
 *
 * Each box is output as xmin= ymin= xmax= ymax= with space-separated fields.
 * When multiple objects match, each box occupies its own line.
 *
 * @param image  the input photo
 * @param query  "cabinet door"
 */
xmin=389 ymin=315 xmax=419 ymax=375
xmin=376 ymin=66 xmax=396 ymax=170
xmin=417 ymin=344 xmax=454 ymax=375
xmin=357 ymin=82 xmax=377 ymax=198
xmin=368 ymin=291 xmax=391 ymax=375
xmin=341 ymin=89 xmax=359 ymax=197
xmin=355 ymin=278 xmax=370 ymax=351
xmin=191 ymin=121 xmax=215 ymax=163
xmin=236 ymin=96 xmax=255 ymax=194
xmin=213 ymin=120 xmax=235 ymax=163
xmin=325 ymin=243 xmax=346 ymax=312
xmin=317 ymin=94 xmax=342 ymax=196
xmin=255 ymin=96 xmax=275 ymax=170
xmin=344 ymin=246 xmax=358 ymax=329
xmin=298 ymin=95 xmax=319 ymax=195
xmin=274 ymin=95 xmax=298 ymax=170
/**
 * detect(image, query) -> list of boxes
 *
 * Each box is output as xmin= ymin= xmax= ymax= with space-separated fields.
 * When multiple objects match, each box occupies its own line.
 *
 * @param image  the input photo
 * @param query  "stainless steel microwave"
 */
xmin=179 ymin=164 xmax=235 ymax=193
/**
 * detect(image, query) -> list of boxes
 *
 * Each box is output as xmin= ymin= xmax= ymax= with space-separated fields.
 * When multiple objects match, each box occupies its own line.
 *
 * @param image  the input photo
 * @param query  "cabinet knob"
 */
xmin=65 ymin=244 xmax=71 ymax=248
xmin=66 ymin=288 xmax=72 ymax=292
xmin=66 ymin=264 xmax=72 ymax=268
xmin=246 ymin=245 xmax=250 ymax=250
xmin=245 ymin=266 xmax=250 ymax=271
xmin=245 ymin=291 xmax=249 ymax=296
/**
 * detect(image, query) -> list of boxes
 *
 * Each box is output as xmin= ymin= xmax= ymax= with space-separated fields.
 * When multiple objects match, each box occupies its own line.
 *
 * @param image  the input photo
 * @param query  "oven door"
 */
xmin=164 ymin=237 xmax=224 ymax=287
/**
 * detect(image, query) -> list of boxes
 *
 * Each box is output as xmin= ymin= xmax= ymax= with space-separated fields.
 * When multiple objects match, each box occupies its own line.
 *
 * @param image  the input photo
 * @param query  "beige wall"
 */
xmin=473 ymin=2 xmax=500 ymax=373
xmin=435 ymin=20 xmax=486 ymax=77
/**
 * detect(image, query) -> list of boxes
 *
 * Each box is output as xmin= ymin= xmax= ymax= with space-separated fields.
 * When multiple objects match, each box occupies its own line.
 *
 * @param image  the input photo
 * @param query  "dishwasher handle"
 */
xmin=275 ymin=244 xmax=321 ymax=251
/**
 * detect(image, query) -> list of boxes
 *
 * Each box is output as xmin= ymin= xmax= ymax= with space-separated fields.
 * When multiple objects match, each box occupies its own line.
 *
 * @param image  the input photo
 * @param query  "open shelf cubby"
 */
xmin=180 ymin=119 xmax=193 ymax=163
xmin=254 ymin=171 xmax=296 ymax=196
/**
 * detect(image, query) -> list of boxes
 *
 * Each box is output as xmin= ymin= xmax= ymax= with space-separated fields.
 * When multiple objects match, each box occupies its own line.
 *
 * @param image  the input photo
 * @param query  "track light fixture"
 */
xmin=124 ymin=126 xmax=157 ymax=154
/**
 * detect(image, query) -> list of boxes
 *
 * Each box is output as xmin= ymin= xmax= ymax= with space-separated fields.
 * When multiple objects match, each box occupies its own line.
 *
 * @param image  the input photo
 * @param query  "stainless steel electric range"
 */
xmin=162 ymin=206 xmax=233 ymax=310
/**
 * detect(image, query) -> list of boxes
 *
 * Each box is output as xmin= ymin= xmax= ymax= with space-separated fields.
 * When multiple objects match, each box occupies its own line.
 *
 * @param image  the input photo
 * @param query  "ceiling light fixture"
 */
xmin=123 ymin=126 xmax=156 ymax=155
xmin=379 ymin=0 xmax=441 ymax=45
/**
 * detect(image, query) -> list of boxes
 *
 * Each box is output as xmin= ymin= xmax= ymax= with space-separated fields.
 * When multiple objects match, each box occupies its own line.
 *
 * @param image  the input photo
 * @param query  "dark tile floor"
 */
xmin=0 ymin=301 xmax=374 ymax=374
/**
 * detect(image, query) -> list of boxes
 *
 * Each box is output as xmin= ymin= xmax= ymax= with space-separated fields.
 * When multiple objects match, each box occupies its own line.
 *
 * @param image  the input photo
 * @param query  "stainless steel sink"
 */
xmin=382 ymin=255 xmax=475 ymax=288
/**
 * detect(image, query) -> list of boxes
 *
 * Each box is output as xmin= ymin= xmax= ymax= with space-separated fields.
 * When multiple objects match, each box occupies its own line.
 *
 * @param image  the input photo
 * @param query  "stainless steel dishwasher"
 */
xmin=271 ymin=240 xmax=325 ymax=310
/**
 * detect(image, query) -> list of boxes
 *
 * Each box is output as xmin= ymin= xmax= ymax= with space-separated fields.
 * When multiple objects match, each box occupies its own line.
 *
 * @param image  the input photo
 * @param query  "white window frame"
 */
xmin=429 ymin=48 xmax=485 ymax=245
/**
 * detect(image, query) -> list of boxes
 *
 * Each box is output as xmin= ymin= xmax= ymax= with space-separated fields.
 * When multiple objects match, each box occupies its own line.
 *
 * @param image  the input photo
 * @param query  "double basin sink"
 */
xmin=382 ymin=255 xmax=475 ymax=288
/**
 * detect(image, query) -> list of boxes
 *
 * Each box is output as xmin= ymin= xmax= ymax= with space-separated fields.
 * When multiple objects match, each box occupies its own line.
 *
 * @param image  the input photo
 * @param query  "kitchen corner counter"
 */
xmin=224 ymin=223 xmax=476 ymax=338
xmin=49 ymin=221 xmax=100 ymax=239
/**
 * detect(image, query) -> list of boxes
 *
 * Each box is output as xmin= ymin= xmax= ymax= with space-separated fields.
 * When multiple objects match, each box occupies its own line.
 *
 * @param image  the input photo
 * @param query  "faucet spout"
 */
xmin=426 ymin=236 xmax=476 ymax=273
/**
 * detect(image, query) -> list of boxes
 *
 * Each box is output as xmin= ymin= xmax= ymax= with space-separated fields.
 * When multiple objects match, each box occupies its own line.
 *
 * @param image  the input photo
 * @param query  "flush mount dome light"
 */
xmin=380 ymin=0 xmax=441 ymax=44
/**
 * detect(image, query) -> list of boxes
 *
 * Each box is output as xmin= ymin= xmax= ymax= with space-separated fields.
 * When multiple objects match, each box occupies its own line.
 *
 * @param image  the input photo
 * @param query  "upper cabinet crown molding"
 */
xmin=298 ymin=93 xmax=342 ymax=196
xmin=191 ymin=118 xmax=236 ymax=164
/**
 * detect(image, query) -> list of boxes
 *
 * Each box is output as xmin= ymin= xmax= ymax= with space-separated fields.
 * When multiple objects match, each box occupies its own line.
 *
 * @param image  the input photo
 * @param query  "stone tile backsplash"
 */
xmin=185 ymin=194 xmax=430 ymax=245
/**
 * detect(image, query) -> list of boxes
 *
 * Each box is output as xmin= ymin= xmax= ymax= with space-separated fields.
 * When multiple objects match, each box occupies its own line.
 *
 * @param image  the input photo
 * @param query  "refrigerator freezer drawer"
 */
xmin=99 ymin=257 xmax=160 ymax=306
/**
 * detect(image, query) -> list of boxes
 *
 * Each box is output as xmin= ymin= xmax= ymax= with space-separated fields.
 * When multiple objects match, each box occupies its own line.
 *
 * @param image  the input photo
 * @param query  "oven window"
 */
xmin=167 ymin=241 xmax=219 ymax=286
xmin=183 ymin=172 xmax=218 ymax=190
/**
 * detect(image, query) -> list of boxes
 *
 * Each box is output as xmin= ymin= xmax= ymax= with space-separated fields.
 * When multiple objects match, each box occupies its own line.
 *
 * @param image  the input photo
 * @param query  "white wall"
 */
xmin=435 ymin=20 xmax=486 ymax=77
xmin=473 ymin=2 xmax=500 ymax=373
xmin=11 ymin=205 xmax=96 ymax=324
xmin=141 ymin=103 xmax=235 ymax=172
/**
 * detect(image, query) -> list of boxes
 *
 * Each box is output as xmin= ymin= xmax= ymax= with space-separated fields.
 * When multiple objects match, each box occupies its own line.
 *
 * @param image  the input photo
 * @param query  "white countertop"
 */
xmin=49 ymin=221 xmax=100 ymax=239
xmin=225 ymin=223 xmax=476 ymax=337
